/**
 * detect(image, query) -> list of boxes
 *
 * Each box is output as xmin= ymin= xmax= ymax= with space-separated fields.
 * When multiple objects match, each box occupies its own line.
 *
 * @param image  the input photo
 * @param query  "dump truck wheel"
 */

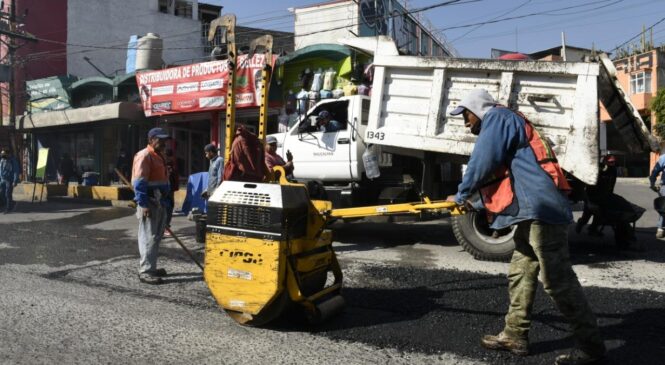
xmin=452 ymin=210 xmax=515 ymax=262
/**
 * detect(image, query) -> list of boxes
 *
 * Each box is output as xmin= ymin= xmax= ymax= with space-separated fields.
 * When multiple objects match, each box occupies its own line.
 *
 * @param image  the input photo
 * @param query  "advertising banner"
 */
xmin=136 ymin=54 xmax=276 ymax=117
xmin=35 ymin=148 xmax=49 ymax=180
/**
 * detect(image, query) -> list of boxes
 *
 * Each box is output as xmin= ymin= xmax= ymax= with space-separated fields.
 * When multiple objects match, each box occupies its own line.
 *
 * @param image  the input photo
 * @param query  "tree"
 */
xmin=652 ymin=88 xmax=665 ymax=139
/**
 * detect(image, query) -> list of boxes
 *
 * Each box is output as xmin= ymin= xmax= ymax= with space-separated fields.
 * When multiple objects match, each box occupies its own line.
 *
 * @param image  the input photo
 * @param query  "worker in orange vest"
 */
xmin=448 ymin=89 xmax=605 ymax=365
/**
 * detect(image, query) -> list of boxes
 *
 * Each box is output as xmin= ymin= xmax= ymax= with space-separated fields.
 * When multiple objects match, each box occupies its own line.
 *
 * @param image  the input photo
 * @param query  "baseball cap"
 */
xmin=266 ymin=135 xmax=278 ymax=144
xmin=316 ymin=110 xmax=331 ymax=120
xmin=148 ymin=127 xmax=171 ymax=139
xmin=449 ymin=106 xmax=466 ymax=115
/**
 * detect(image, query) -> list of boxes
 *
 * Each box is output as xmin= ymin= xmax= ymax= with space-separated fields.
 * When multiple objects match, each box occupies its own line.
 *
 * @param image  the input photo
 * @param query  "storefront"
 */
xmin=19 ymin=101 xmax=150 ymax=184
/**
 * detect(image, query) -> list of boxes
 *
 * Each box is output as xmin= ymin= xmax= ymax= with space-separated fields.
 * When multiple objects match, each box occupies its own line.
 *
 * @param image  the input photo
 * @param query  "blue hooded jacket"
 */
xmin=455 ymin=106 xmax=573 ymax=229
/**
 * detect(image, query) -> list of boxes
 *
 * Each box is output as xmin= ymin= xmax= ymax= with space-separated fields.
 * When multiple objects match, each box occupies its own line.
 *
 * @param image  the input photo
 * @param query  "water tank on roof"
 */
xmin=135 ymin=33 xmax=163 ymax=71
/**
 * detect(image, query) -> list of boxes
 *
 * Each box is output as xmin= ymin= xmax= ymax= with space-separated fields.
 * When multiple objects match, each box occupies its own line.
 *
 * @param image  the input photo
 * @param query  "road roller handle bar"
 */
xmin=326 ymin=199 xmax=466 ymax=220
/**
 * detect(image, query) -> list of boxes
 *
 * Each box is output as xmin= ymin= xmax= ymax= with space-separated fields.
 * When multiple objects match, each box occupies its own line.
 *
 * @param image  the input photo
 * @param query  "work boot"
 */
xmin=480 ymin=332 xmax=528 ymax=356
xmin=555 ymin=348 xmax=606 ymax=365
xmin=656 ymin=228 xmax=664 ymax=239
xmin=138 ymin=273 xmax=163 ymax=285
xmin=152 ymin=268 xmax=167 ymax=277
xmin=575 ymin=219 xmax=585 ymax=234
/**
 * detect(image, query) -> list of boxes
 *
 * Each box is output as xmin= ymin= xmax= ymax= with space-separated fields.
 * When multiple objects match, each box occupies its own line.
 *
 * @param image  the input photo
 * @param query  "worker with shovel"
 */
xmin=132 ymin=128 xmax=172 ymax=285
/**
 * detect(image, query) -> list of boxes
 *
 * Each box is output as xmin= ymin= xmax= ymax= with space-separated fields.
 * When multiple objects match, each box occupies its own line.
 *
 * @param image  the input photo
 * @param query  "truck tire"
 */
xmin=452 ymin=211 xmax=515 ymax=262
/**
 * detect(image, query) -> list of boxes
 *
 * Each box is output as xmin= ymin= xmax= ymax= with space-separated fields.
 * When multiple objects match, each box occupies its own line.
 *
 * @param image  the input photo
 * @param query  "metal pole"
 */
xmin=8 ymin=0 xmax=15 ymax=128
xmin=561 ymin=32 xmax=567 ymax=62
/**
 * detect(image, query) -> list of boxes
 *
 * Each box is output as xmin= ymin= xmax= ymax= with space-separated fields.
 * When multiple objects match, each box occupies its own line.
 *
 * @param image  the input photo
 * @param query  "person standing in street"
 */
xmin=0 ymin=148 xmax=16 ymax=214
xmin=649 ymin=152 xmax=665 ymax=238
xmin=163 ymin=148 xmax=179 ymax=237
xmin=201 ymin=144 xmax=223 ymax=200
xmin=132 ymin=128 xmax=171 ymax=285
xmin=448 ymin=89 xmax=605 ymax=365
xmin=58 ymin=153 xmax=75 ymax=185
xmin=264 ymin=135 xmax=294 ymax=179
xmin=116 ymin=149 xmax=132 ymax=183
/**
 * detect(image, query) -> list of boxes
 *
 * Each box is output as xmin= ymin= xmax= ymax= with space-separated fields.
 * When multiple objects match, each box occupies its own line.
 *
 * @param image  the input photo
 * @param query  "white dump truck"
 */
xmin=269 ymin=37 xmax=656 ymax=261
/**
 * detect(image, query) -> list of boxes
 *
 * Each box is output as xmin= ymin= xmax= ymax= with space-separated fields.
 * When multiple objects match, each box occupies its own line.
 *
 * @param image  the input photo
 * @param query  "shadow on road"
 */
xmin=269 ymin=265 xmax=665 ymax=365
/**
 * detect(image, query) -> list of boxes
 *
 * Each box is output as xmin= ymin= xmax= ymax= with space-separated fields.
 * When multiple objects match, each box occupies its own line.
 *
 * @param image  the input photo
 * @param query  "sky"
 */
xmin=204 ymin=0 xmax=665 ymax=58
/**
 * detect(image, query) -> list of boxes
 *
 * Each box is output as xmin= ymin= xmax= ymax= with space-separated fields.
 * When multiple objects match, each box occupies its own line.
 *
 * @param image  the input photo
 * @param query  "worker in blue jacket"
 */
xmin=449 ymin=89 xmax=605 ymax=365
xmin=0 ymin=147 xmax=16 ymax=213
xmin=649 ymin=152 xmax=665 ymax=238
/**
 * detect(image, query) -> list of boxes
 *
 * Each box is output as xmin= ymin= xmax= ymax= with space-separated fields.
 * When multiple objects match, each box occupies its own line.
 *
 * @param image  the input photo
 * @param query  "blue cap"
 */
xmin=316 ymin=110 xmax=331 ymax=120
xmin=148 ymin=127 xmax=170 ymax=139
xmin=266 ymin=135 xmax=278 ymax=144
xmin=449 ymin=106 xmax=466 ymax=115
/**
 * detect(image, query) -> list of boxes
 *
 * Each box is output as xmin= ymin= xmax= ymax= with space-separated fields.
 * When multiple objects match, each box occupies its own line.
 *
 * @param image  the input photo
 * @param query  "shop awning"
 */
xmin=18 ymin=101 xmax=146 ymax=130
xmin=275 ymin=43 xmax=352 ymax=66
xmin=71 ymin=77 xmax=113 ymax=89
xmin=113 ymin=72 xmax=137 ymax=86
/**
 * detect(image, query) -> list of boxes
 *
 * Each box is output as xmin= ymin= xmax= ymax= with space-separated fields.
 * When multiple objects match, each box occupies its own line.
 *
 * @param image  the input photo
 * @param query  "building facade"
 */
xmin=601 ymin=48 xmax=665 ymax=176
xmin=1 ymin=1 xmax=297 ymax=185
xmin=294 ymin=0 xmax=455 ymax=56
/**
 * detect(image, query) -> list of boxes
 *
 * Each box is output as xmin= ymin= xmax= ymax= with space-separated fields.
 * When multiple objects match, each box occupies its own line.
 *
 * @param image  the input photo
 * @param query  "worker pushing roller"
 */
xmin=200 ymin=17 xmax=466 ymax=327
xmin=448 ymin=89 xmax=605 ymax=365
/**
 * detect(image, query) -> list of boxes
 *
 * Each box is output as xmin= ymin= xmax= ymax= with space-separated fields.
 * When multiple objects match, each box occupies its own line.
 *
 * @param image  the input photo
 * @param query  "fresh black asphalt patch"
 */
xmin=4 ymin=207 xmax=664 ymax=364
xmin=276 ymin=265 xmax=665 ymax=365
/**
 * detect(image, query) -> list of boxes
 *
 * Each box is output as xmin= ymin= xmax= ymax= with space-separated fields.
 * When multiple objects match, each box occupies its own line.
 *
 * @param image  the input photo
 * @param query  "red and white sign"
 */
xmin=136 ymin=54 xmax=275 ymax=117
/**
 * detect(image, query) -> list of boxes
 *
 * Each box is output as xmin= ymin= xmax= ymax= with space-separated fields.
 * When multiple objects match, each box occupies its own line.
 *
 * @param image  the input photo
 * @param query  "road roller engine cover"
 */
xmin=204 ymin=180 xmax=344 ymax=326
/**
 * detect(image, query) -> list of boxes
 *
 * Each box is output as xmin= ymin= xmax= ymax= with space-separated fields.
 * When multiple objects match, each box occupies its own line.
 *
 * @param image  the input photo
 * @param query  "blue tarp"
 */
xmin=180 ymin=172 xmax=208 ymax=214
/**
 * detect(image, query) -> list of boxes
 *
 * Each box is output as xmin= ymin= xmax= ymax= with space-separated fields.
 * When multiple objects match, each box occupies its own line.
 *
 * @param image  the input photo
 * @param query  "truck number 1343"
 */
xmin=367 ymin=131 xmax=385 ymax=140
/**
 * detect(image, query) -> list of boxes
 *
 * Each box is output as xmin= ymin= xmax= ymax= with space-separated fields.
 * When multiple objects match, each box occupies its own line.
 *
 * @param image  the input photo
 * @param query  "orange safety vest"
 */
xmin=479 ymin=109 xmax=571 ymax=214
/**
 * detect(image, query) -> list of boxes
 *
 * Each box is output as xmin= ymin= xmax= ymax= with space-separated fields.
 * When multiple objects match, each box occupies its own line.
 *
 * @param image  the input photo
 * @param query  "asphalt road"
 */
xmin=1 ymin=179 xmax=664 ymax=364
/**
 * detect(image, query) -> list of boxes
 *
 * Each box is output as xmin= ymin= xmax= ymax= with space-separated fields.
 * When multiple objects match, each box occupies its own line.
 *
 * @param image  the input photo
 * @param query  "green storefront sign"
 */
xmin=26 ymin=75 xmax=78 ymax=113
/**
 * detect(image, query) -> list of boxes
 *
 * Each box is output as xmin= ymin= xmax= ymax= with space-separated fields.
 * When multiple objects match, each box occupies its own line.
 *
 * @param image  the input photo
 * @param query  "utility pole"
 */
xmin=0 ymin=0 xmax=36 ymax=128
xmin=8 ymin=0 xmax=15 ymax=128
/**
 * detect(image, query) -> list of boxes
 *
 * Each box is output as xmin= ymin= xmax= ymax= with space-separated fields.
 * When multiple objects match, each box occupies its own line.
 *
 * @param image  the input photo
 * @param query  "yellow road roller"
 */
xmin=204 ymin=178 xmax=345 ymax=326
xmin=203 ymin=175 xmax=462 ymax=326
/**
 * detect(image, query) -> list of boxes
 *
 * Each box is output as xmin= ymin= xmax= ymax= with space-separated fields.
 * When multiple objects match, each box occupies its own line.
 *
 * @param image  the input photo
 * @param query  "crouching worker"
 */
xmin=448 ymin=89 xmax=605 ymax=365
xmin=132 ymin=128 xmax=172 ymax=285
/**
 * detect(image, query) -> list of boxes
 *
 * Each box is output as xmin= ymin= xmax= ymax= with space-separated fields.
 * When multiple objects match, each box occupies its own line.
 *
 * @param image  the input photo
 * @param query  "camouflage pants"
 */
xmin=503 ymin=220 xmax=605 ymax=356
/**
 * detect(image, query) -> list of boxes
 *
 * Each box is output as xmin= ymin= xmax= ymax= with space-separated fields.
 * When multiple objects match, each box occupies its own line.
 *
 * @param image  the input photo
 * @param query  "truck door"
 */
xmin=288 ymin=99 xmax=353 ymax=181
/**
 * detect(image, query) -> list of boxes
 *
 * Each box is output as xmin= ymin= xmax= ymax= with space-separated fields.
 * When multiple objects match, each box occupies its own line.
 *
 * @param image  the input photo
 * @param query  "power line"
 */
xmin=610 ymin=15 xmax=665 ymax=52
xmin=450 ymin=0 xmax=532 ymax=43
xmin=20 ymin=0 xmax=476 ymax=64
xmin=435 ymin=0 xmax=622 ymax=32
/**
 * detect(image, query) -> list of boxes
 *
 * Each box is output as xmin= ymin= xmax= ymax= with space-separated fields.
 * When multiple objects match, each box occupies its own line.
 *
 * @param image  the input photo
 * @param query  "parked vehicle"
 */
xmin=269 ymin=37 xmax=656 ymax=261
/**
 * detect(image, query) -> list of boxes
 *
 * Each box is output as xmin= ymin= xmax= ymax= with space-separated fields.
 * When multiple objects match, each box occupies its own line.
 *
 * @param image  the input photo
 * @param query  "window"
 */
xmin=158 ymin=0 xmax=193 ymax=19
xmin=630 ymin=71 xmax=652 ymax=94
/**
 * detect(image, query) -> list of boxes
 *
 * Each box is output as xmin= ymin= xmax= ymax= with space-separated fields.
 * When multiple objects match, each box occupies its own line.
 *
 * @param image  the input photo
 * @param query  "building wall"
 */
xmin=66 ymin=0 xmax=205 ymax=78
xmin=612 ymin=50 xmax=660 ymax=111
xmin=295 ymin=0 xmax=454 ymax=56
xmin=294 ymin=1 xmax=358 ymax=50
xmin=599 ymin=49 xmax=663 ymax=173
xmin=2 ymin=0 xmax=68 ymax=117
xmin=235 ymin=26 xmax=294 ymax=55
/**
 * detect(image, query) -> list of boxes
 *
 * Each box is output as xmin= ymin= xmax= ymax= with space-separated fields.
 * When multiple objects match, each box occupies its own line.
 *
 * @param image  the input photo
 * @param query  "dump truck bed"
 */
xmin=365 ymin=50 xmax=655 ymax=185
